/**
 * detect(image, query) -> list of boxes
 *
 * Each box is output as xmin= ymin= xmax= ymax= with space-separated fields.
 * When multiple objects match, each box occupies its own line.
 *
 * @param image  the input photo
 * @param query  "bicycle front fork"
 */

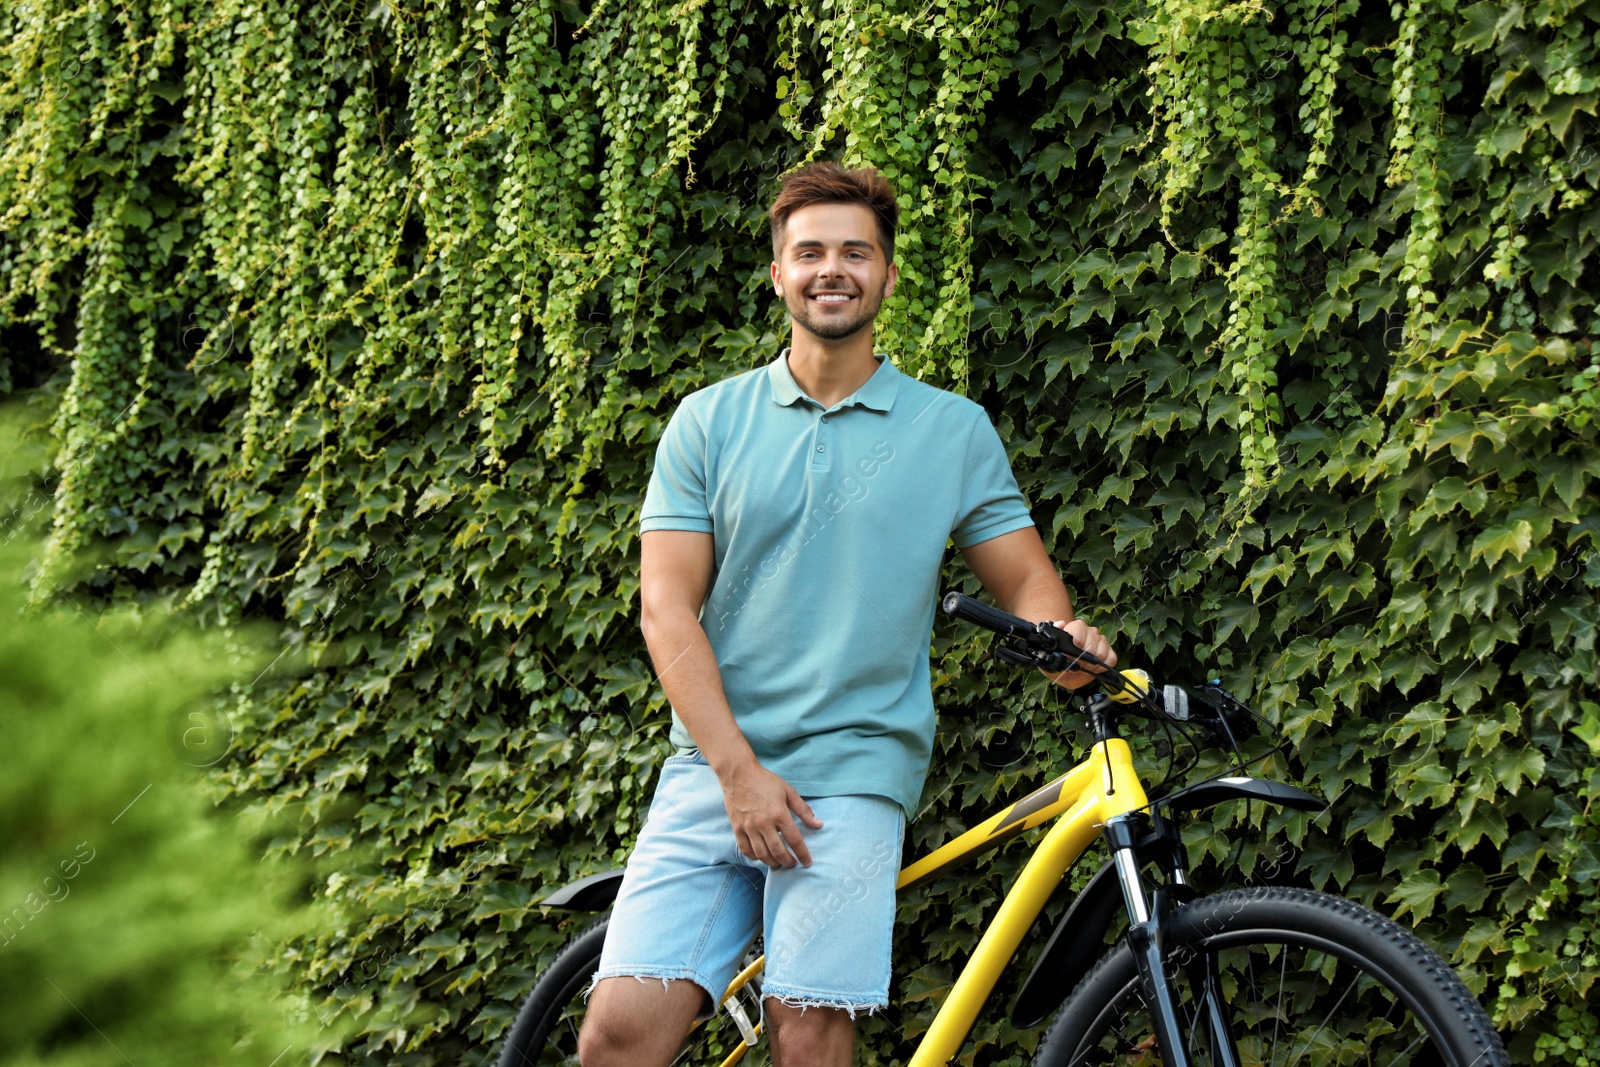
xmin=1105 ymin=814 xmax=1243 ymax=1067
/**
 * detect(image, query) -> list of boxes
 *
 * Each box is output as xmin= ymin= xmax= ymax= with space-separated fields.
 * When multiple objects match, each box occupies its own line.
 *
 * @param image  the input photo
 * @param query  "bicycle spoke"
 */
xmin=1056 ymin=933 xmax=1481 ymax=1067
xmin=1282 ymin=954 xmax=1358 ymax=1067
xmin=1269 ymin=942 xmax=1286 ymax=1067
xmin=1380 ymin=1028 xmax=1430 ymax=1067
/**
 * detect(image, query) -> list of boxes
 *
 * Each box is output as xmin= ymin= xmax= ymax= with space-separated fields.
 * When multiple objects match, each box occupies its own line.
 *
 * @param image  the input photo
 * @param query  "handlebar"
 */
xmin=940 ymin=591 xmax=1141 ymax=694
xmin=939 ymin=592 xmax=1253 ymax=740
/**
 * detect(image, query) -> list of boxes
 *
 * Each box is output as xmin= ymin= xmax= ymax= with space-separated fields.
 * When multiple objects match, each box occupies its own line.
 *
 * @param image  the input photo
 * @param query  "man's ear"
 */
xmin=771 ymin=261 xmax=783 ymax=296
xmin=883 ymin=260 xmax=899 ymax=298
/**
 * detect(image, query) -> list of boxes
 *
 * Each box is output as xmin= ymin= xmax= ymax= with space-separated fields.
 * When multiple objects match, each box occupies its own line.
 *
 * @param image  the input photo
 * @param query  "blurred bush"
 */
xmin=0 ymin=410 xmax=351 ymax=1066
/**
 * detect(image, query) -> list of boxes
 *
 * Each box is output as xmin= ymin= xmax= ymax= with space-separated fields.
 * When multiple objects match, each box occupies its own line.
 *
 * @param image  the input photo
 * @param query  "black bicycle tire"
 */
xmin=1031 ymin=886 xmax=1510 ymax=1067
xmin=495 ymin=916 xmax=609 ymax=1067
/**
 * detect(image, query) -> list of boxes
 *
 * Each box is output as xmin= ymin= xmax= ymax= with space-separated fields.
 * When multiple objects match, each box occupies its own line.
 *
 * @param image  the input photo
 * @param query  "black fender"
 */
xmin=1158 ymin=775 xmax=1323 ymax=814
xmin=1009 ymin=776 xmax=1321 ymax=1028
xmin=1011 ymin=855 xmax=1126 ymax=1028
xmin=540 ymin=868 xmax=626 ymax=910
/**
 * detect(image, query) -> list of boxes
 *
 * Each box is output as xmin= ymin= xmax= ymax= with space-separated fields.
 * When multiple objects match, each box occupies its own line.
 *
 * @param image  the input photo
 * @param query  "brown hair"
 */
xmin=769 ymin=161 xmax=899 ymax=264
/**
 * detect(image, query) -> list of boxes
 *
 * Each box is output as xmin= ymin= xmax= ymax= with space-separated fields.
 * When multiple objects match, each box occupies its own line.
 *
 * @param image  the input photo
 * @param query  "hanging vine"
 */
xmin=1386 ymin=0 xmax=1449 ymax=349
xmin=1141 ymin=0 xmax=1293 ymax=502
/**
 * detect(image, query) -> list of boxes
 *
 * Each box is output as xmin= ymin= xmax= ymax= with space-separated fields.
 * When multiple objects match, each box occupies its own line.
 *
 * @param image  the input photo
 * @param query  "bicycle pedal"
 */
xmin=721 ymin=990 xmax=761 ymax=1046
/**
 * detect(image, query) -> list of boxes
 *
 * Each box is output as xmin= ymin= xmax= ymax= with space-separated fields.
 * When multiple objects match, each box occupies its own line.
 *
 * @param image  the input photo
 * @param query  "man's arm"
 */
xmin=958 ymin=526 xmax=1116 ymax=688
xmin=639 ymin=530 xmax=822 ymax=868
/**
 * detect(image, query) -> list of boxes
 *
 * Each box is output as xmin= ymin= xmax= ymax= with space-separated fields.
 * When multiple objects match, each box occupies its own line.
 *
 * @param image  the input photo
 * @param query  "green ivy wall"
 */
xmin=2 ymin=0 xmax=1597 ymax=1062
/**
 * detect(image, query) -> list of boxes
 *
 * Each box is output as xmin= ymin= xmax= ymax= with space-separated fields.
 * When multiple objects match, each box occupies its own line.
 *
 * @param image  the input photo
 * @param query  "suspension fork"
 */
xmin=1105 ymin=813 xmax=1248 ymax=1067
xmin=1105 ymin=814 xmax=1197 ymax=1067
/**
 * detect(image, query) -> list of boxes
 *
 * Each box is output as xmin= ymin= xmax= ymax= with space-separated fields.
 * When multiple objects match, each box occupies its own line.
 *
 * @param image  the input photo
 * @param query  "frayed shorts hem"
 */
xmin=588 ymin=967 xmax=722 ymax=1010
xmin=761 ymin=981 xmax=887 ymax=1019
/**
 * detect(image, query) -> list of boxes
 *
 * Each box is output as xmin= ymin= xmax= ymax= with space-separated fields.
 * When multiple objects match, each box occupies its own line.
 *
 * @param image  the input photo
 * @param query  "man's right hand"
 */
xmin=717 ymin=759 xmax=823 ymax=869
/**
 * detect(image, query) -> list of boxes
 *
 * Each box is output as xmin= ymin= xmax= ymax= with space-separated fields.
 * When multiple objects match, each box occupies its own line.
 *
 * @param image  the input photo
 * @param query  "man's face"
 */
xmin=771 ymin=203 xmax=898 ymax=343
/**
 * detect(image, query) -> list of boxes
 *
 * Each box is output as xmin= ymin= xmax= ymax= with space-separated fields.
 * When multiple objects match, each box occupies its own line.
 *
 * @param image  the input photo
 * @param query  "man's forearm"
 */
xmin=997 ymin=569 xmax=1074 ymax=626
xmin=642 ymin=602 xmax=821 ymax=868
xmin=641 ymin=606 xmax=757 ymax=779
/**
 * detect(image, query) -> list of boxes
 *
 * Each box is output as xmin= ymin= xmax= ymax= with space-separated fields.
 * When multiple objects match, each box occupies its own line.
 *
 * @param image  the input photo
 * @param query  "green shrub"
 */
xmin=0 ymin=412 xmax=350 ymax=1065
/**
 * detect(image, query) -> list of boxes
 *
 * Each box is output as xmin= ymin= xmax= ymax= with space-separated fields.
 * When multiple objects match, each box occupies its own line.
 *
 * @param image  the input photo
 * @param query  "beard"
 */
xmin=784 ymin=281 xmax=888 ymax=341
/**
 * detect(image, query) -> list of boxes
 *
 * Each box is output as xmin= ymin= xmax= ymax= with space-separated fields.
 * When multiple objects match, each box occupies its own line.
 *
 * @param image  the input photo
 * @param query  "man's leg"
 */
xmin=578 ymin=976 xmax=706 ymax=1067
xmin=766 ymin=1000 xmax=855 ymax=1067
xmin=579 ymin=751 xmax=762 ymax=1066
xmin=761 ymin=793 xmax=906 ymax=1067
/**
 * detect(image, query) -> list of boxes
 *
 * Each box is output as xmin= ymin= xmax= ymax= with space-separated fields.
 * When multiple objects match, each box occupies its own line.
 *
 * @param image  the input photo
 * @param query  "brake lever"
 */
xmin=995 ymin=641 xmax=1076 ymax=672
xmin=995 ymin=644 xmax=1039 ymax=669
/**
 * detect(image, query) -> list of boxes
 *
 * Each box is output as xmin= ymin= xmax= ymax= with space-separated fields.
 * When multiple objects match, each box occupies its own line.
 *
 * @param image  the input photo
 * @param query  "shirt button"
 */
xmin=816 ymin=444 xmax=826 ymax=452
xmin=820 ymin=416 xmax=829 ymax=423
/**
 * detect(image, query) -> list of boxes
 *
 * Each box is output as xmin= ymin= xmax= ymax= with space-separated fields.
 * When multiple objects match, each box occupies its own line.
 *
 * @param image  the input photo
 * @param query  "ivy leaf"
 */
xmin=1540 ymin=453 xmax=1590 ymax=512
xmin=1422 ymin=411 xmax=1493 ymax=461
xmin=1491 ymin=745 xmax=1546 ymax=795
xmin=1034 ymin=141 xmax=1075 ymax=181
xmin=1169 ymin=251 xmax=1203 ymax=280
xmin=1211 ymin=598 xmax=1261 ymax=643
xmin=1387 ymin=868 xmax=1444 ymax=922
xmin=1456 ymin=3 xmax=1501 ymax=52
xmin=1469 ymin=520 xmax=1533 ymax=567
xmin=598 ymin=658 xmax=654 ymax=703
xmin=1484 ymin=122 xmax=1528 ymax=162
xmin=119 ymin=202 xmax=154 ymax=230
xmin=1419 ymin=476 xmax=1488 ymax=519
xmin=1573 ymin=701 xmax=1600 ymax=756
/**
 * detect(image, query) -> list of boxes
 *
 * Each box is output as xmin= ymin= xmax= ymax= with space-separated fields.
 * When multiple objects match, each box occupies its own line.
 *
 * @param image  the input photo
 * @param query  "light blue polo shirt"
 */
xmin=640 ymin=350 xmax=1036 ymax=816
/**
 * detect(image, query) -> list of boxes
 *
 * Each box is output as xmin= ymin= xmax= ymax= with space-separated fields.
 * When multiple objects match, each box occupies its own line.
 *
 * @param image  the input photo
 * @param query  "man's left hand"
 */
xmin=1040 ymin=619 xmax=1116 ymax=690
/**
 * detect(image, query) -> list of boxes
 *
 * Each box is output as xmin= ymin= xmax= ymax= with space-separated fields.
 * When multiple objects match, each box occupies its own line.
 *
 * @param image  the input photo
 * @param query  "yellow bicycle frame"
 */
xmin=710 ymin=737 xmax=1151 ymax=1067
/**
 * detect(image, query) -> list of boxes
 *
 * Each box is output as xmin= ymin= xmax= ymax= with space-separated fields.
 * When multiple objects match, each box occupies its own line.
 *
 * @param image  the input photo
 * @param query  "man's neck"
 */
xmin=785 ymin=333 xmax=881 ymax=409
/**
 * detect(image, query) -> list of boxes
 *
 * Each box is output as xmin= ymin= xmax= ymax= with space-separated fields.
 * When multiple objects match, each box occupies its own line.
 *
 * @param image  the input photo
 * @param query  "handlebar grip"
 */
xmin=940 ymin=591 xmax=1036 ymax=637
xmin=944 ymin=593 xmax=1168 ymax=712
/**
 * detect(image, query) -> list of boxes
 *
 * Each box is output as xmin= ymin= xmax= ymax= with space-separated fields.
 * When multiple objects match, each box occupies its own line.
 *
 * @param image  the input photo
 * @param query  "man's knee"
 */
xmin=575 ymin=1002 xmax=632 ymax=1067
xmin=578 ymin=976 xmax=705 ymax=1067
xmin=766 ymin=999 xmax=857 ymax=1067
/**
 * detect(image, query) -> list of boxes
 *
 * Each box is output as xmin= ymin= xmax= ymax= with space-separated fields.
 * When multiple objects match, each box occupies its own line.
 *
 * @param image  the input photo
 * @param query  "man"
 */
xmin=578 ymin=161 xmax=1115 ymax=1067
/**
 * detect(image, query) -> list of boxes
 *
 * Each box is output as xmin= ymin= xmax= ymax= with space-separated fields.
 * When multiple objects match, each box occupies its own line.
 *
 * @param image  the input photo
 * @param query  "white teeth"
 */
xmin=813 ymin=294 xmax=851 ymax=302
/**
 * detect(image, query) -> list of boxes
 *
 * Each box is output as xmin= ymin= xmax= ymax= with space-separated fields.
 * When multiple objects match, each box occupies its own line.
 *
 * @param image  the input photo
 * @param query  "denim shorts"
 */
xmin=593 ymin=750 xmax=906 ymax=1016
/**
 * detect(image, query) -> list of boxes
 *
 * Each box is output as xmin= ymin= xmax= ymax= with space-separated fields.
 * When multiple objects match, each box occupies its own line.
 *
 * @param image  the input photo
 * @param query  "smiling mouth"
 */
xmin=808 ymin=293 xmax=856 ymax=305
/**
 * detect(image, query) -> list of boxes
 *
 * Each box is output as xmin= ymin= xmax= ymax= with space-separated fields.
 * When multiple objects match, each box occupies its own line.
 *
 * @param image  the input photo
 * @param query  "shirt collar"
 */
xmin=767 ymin=348 xmax=900 ymax=413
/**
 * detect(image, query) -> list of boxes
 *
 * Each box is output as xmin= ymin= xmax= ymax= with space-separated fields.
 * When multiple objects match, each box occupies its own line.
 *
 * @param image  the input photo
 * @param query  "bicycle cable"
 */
xmin=1148 ymin=711 xmax=1192 ymax=799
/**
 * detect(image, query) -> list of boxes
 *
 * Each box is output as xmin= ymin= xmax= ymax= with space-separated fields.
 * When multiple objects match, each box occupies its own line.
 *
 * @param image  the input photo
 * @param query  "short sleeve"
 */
xmin=950 ymin=411 xmax=1034 ymax=548
xmin=641 ymin=403 xmax=715 ymax=533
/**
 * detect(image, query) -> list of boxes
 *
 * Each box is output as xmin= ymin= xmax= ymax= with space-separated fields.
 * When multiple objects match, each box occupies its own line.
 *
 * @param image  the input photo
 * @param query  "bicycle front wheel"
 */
xmin=1032 ymin=886 xmax=1509 ymax=1067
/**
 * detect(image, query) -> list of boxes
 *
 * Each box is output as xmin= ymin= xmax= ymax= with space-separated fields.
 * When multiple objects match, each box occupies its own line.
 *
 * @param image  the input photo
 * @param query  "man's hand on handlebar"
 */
xmin=1040 ymin=618 xmax=1117 ymax=690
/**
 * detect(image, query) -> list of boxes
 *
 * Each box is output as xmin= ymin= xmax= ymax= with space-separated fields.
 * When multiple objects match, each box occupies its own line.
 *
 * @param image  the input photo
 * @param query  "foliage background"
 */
xmin=3 ymin=0 xmax=1598 ymax=1063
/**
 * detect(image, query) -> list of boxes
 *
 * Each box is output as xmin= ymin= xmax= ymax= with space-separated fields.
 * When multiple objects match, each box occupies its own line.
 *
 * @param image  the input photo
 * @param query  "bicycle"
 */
xmin=496 ymin=591 xmax=1511 ymax=1067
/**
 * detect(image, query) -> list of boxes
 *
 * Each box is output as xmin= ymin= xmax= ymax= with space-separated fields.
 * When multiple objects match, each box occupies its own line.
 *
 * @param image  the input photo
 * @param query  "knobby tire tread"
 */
xmin=1031 ymin=886 xmax=1510 ymax=1067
